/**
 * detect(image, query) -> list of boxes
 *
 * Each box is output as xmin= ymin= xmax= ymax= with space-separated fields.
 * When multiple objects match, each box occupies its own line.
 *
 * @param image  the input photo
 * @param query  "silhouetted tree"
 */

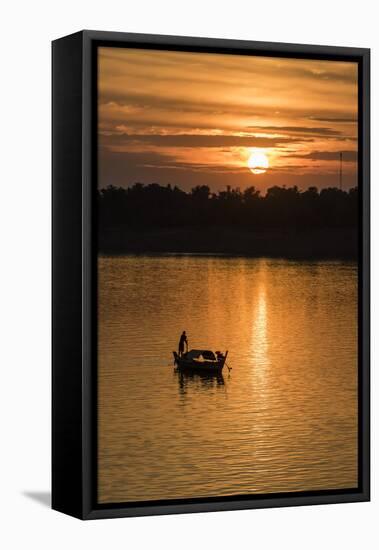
xmin=98 ymin=182 xmax=358 ymax=232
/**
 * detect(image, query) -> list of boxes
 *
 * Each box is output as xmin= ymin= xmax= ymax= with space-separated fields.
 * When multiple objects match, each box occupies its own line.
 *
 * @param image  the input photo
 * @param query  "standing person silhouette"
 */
xmin=178 ymin=331 xmax=188 ymax=357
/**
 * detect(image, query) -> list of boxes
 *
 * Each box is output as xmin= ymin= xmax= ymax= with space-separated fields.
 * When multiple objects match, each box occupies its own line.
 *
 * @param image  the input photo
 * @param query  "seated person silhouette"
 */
xmin=178 ymin=331 xmax=188 ymax=357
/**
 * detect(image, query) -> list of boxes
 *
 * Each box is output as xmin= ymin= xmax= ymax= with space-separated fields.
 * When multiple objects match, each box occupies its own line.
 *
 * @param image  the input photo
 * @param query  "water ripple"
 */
xmin=98 ymin=256 xmax=358 ymax=503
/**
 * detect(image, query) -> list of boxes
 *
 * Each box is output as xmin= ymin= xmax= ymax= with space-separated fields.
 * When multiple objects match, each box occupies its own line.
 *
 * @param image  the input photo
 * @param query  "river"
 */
xmin=98 ymin=255 xmax=358 ymax=503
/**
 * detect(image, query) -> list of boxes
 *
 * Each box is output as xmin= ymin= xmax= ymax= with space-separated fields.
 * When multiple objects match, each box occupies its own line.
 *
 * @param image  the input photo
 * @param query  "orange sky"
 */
xmin=98 ymin=47 xmax=358 ymax=192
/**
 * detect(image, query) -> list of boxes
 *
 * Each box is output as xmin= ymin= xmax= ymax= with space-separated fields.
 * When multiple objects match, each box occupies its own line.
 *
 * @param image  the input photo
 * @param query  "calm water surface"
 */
xmin=98 ymin=256 xmax=357 ymax=503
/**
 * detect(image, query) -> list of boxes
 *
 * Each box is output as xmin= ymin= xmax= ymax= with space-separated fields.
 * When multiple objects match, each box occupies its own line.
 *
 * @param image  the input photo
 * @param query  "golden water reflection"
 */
xmin=251 ymin=282 xmax=270 ymax=372
xmin=98 ymin=256 xmax=358 ymax=503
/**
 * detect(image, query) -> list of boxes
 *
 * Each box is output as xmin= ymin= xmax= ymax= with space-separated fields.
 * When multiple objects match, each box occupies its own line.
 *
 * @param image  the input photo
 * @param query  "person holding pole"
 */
xmin=178 ymin=331 xmax=188 ymax=357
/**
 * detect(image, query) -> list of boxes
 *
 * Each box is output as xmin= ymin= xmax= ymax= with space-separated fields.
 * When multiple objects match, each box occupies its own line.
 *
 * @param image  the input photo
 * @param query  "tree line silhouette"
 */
xmin=98 ymin=183 xmax=358 ymax=231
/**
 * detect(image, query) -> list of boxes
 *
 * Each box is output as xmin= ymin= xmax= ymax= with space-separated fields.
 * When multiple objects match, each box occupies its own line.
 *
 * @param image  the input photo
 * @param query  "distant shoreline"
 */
xmin=98 ymin=227 xmax=358 ymax=260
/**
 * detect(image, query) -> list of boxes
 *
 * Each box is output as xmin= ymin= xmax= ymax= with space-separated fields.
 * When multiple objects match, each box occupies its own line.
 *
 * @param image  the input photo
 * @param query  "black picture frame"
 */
xmin=52 ymin=30 xmax=370 ymax=520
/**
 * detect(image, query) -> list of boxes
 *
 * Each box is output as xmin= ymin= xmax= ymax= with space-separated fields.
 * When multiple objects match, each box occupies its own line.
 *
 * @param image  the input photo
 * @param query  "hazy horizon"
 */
xmin=99 ymin=180 xmax=358 ymax=195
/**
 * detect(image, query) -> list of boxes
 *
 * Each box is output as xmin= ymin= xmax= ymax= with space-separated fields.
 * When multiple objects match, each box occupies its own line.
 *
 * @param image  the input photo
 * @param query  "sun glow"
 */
xmin=248 ymin=150 xmax=269 ymax=174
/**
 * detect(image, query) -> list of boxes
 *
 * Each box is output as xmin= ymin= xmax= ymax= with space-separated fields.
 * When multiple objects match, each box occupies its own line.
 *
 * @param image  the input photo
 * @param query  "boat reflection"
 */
xmin=174 ymin=368 xmax=225 ymax=396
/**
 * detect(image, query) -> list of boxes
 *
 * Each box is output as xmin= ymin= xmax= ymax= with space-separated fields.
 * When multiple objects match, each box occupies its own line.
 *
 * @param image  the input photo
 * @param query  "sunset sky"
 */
xmin=98 ymin=47 xmax=358 ymax=193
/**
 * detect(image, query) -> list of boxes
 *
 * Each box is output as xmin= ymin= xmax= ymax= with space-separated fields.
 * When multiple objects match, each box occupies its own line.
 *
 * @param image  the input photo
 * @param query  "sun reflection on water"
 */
xmin=251 ymin=283 xmax=270 ymax=377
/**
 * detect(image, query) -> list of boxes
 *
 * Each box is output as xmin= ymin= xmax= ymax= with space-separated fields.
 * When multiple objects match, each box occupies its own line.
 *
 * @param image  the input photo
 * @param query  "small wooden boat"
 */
xmin=173 ymin=349 xmax=228 ymax=373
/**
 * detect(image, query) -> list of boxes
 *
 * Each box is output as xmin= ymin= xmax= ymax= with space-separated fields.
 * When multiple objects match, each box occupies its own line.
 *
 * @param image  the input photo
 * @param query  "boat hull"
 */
xmin=173 ymin=351 xmax=225 ymax=373
xmin=176 ymin=362 xmax=224 ymax=374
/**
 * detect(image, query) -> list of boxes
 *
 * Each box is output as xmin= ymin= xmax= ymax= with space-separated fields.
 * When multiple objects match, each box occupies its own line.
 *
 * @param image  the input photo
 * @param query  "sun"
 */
xmin=247 ymin=150 xmax=269 ymax=174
